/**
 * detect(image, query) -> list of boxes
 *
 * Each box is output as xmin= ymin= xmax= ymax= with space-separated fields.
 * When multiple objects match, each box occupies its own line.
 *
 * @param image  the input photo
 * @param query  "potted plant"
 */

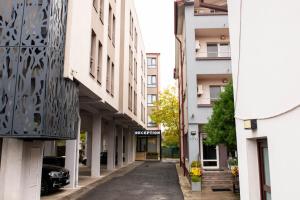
xmin=190 ymin=161 xmax=202 ymax=191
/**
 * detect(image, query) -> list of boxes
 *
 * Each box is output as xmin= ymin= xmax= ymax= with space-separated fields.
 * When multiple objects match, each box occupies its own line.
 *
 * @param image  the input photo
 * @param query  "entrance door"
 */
xmin=258 ymin=139 xmax=271 ymax=200
xmin=200 ymin=134 xmax=219 ymax=169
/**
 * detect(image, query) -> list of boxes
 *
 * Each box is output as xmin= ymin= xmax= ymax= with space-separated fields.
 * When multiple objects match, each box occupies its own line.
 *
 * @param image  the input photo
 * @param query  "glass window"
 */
xmin=147 ymin=75 xmax=157 ymax=87
xmin=207 ymin=44 xmax=218 ymax=57
xmin=147 ymin=115 xmax=157 ymax=127
xmin=136 ymin=137 xmax=147 ymax=152
xmin=209 ymin=86 xmax=222 ymax=102
xmin=147 ymin=94 xmax=157 ymax=106
xmin=147 ymin=58 xmax=157 ymax=68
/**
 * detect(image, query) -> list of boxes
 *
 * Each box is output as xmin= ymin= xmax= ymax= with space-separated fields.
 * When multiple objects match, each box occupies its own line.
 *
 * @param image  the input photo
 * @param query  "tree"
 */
xmin=150 ymin=87 xmax=179 ymax=147
xmin=203 ymin=82 xmax=237 ymax=152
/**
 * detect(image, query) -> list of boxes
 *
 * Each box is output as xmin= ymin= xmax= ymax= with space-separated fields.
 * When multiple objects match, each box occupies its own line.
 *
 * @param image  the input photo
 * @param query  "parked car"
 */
xmin=41 ymin=164 xmax=70 ymax=195
xmin=43 ymin=156 xmax=65 ymax=167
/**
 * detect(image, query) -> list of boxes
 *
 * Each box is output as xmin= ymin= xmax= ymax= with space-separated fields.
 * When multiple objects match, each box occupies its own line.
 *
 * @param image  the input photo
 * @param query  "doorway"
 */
xmin=200 ymin=134 xmax=219 ymax=169
xmin=258 ymin=139 xmax=271 ymax=200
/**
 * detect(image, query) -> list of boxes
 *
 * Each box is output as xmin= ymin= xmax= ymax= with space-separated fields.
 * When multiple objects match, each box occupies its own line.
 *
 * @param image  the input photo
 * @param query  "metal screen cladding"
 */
xmin=0 ymin=0 xmax=79 ymax=139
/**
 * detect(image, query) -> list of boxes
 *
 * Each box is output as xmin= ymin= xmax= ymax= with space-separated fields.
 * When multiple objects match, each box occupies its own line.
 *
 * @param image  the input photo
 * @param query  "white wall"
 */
xmin=228 ymin=0 xmax=300 ymax=199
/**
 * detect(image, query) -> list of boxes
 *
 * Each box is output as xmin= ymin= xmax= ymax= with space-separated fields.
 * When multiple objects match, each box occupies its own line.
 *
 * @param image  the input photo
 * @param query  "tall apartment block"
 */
xmin=135 ymin=53 xmax=161 ymax=161
xmin=228 ymin=0 xmax=300 ymax=199
xmin=0 ymin=0 xmax=146 ymax=199
xmin=174 ymin=0 xmax=231 ymax=175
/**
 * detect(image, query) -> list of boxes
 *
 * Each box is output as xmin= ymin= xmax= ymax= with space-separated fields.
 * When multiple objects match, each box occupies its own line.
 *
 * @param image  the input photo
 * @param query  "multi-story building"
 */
xmin=228 ymin=0 xmax=300 ymax=199
xmin=174 ymin=0 xmax=231 ymax=175
xmin=135 ymin=53 xmax=161 ymax=161
xmin=0 ymin=0 xmax=146 ymax=199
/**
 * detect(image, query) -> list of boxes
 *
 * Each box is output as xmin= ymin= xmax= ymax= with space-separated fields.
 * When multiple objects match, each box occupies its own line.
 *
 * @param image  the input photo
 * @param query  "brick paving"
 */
xmin=176 ymin=164 xmax=240 ymax=200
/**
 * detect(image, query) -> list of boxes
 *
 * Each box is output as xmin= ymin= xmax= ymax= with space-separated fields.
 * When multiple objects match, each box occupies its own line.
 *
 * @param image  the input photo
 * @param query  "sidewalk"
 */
xmin=176 ymin=164 xmax=240 ymax=200
xmin=42 ymin=162 xmax=144 ymax=200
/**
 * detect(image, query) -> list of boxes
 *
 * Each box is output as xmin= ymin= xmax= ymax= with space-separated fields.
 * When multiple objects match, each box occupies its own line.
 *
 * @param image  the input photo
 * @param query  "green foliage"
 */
xmin=191 ymin=175 xmax=201 ymax=182
xmin=228 ymin=158 xmax=238 ymax=166
xmin=191 ymin=161 xmax=201 ymax=168
xmin=203 ymin=82 xmax=237 ymax=152
xmin=150 ymin=87 xmax=179 ymax=148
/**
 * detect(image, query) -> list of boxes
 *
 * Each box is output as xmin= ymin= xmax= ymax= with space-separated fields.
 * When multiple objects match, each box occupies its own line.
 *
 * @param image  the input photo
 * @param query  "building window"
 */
xmin=207 ymin=44 xmax=218 ymax=57
xmin=209 ymin=86 xmax=222 ymax=102
xmin=128 ymin=84 xmax=132 ymax=110
xmin=111 ymin=63 xmax=114 ymax=96
xmin=106 ymin=56 xmax=111 ymax=92
xmin=147 ymin=57 xmax=157 ymax=68
xmin=134 ymin=59 xmax=137 ymax=83
xmin=206 ymin=43 xmax=231 ymax=57
xmin=129 ymin=11 xmax=133 ymax=38
xmin=141 ymin=103 xmax=144 ymax=122
xmin=97 ymin=41 xmax=103 ymax=84
xmin=147 ymin=75 xmax=157 ymax=87
xmin=136 ymin=137 xmax=147 ymax=152
xmin=134 ymin=91 xmax=137 ymax=115
xmin=129 ymin=46 xmax=132 ymax=73
xmin=141 ymin=76 xmax=144 ymax=96
xmin=99 ymin=0 xmax=104 ymax=22
xmin=108 ymin=4 xmax=112 ymax=39
xmin=90 ymin=30 xmax=96 ymax=77
xmin=112 ymin=15 xmax=116 ymax=46
xmin=134 ymin=28 xmax=138 ymax=50
xmin=147 ymin=115 xmax=157 ymax=127
xmin=258 ymin=139 xmax=271 ymax=200
xmin=147 ymin=94 xmax=157 ymax=106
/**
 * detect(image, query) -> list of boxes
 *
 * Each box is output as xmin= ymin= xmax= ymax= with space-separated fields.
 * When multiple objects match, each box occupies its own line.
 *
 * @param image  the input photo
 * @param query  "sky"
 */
xmin=134 ymin=0 xmax=176 ymax=91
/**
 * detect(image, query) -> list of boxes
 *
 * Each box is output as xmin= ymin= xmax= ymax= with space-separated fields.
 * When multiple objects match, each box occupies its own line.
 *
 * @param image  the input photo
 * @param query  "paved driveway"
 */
xmin=78 ymin=162 xmax=184 ymax=200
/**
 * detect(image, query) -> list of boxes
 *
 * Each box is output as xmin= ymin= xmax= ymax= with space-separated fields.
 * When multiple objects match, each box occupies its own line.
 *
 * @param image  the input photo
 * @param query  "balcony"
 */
xmin=196 ymin=50 xmax=231 ymax=60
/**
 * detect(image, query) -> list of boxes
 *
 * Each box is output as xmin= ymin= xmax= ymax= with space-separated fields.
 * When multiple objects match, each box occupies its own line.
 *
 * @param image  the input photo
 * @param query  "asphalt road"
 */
xmin=78 ymin=162 xmax=184 ymax=200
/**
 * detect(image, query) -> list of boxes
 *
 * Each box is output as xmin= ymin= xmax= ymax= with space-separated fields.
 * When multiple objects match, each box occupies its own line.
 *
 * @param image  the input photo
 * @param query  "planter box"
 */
xmin=191 ymin=181 xmax=202 ymax=191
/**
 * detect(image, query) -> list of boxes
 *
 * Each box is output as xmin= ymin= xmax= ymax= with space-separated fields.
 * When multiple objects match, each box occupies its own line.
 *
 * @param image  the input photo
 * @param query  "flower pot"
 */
xmin=191 ymin=181 xmax=201 ymax=191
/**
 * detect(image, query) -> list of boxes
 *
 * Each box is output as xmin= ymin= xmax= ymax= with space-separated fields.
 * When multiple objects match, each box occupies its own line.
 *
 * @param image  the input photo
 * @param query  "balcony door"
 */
xmin=258 ymin=139 xmax=271 ymax=200
xmin=200 ymin=134 xmax=219 ymax=169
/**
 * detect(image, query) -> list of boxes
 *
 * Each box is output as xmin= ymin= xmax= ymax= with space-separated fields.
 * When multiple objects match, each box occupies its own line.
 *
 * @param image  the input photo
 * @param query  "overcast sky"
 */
xmin=134 ymin=0 xmax=176 ymax=91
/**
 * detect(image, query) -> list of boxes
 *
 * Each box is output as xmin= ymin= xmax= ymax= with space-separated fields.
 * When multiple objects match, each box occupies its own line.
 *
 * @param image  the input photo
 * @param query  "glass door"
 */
xmin=258 ymin=139 xmax=271 ymax=200
xmin=200 ymin=134 xmax=219 ymax=169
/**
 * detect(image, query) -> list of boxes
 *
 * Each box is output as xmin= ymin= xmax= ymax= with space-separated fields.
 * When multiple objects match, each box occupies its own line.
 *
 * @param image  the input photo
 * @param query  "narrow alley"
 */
xmin=77 ymin=162 xmax=184 ymax=200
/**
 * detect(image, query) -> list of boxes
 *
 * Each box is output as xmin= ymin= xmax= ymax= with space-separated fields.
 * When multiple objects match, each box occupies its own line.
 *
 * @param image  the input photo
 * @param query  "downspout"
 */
xmin=176 ymin=35 xmax=186 ymax=176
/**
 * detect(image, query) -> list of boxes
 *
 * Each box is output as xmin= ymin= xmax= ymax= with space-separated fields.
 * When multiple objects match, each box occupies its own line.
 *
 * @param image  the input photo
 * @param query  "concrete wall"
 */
xmin=228 ymin=0 xmax=300 ymax=199
xmin=119 ymin=0 xmax=147 ymax=128
xmin=64 ymin=0 xmax=119 ymax=110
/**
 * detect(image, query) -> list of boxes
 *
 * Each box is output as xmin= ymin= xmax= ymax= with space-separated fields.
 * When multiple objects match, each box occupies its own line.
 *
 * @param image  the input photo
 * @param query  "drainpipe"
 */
xmin=176 ymin=35 xmax=186 ymax=176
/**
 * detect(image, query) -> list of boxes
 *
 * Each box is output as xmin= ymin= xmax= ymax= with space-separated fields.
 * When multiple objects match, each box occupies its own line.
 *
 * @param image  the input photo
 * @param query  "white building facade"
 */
xmin=0 ymin=0 xmax=147 ymax=199
xmin=228 ymin=0 xmax=300 ymax=199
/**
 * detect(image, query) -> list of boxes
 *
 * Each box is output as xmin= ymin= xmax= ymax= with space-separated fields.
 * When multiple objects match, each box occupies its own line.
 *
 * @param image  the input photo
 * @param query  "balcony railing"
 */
xmin=194 ymin=7 xmax=227 ymax=16
xmin=195 ymin=51 xmax=231 ymax=59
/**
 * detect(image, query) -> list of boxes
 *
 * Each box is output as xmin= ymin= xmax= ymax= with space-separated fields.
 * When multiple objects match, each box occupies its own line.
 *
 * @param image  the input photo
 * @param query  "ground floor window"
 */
xmin=258 ymin=139 xmax=271 ymax=200
xmin=135 ymin=135 xmax=161 ymax=161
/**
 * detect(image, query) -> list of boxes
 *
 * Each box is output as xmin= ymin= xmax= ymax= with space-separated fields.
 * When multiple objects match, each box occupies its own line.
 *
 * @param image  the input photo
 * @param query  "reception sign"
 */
xmin=135 ymin=130 xmax=161 ymax=135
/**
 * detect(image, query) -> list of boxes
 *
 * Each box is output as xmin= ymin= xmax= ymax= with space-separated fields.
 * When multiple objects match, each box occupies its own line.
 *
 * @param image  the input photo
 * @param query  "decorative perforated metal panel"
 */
xmin=0 ymin=0 xmax=79 ymax=139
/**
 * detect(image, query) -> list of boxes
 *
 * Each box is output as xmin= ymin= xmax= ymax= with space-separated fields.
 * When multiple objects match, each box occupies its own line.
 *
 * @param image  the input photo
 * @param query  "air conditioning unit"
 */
xmin=197 ymin=85 xmax=204 ymax=96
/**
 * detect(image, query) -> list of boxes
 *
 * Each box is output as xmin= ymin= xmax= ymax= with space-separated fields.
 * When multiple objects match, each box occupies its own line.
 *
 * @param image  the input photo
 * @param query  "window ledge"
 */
xmin=196 ymin=57 xmax=231 ymax=61
xmin=197 ymin=104 xmax=213 ymax=108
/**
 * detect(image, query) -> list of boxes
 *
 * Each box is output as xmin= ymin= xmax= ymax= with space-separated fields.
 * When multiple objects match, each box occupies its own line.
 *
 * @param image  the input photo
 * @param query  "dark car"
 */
xmin=43 ymin=156 xmax=65 ymax=167
xmin=41 ymin=156 xmax=70 ymax=195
